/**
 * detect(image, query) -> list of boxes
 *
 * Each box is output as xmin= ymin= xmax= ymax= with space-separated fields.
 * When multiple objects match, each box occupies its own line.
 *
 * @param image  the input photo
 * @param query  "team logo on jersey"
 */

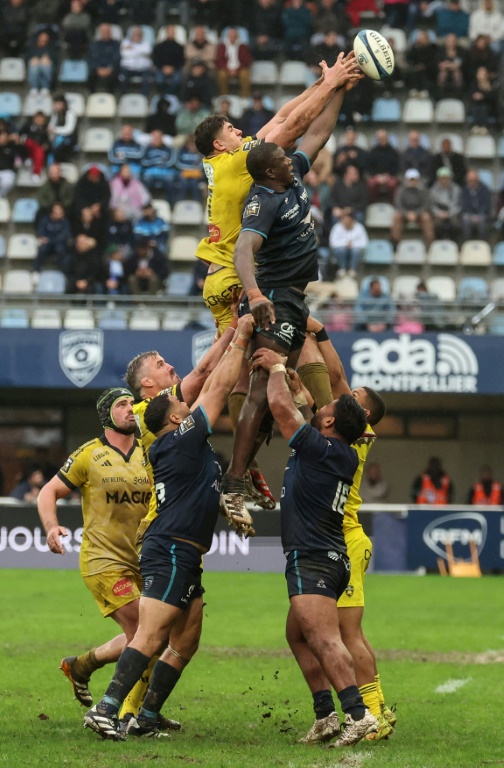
xmin=345 ymin=585 xmax=354 ymax=597
xmin=243 ymin=139 xmax=262 ymax=151
xmin=61 ymin=456 xmax=74 ymax=473
xmin=179 ymin=415 xmax=195 ymax=434
xmin=243 ymin=197 xmax=261 ymax=218
xmin=59 ymin=330 xmax=104 ymax=388
xmin=203 ymin=162 xmax=214 ymax=186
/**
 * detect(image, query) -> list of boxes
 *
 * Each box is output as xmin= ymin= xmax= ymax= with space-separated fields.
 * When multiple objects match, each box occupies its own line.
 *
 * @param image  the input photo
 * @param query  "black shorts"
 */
xmin=140 ymin=536 xmax=205 ymax=609
xmin=239 ymin=287 xmax=309 ymax=353
xmin=285 ymin=550 xmax=351 ymax=601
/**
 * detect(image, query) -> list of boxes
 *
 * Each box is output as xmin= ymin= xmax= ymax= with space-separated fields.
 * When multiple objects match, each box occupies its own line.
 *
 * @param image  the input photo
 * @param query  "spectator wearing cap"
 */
xmin=215 ymin=27 xmax=252 ymax=98
xmin=133 ymin=201 xmax=170 ymax=252
xmin=366 ymin=129 xmax=400 ymax=204
xmin=37 ymin=163 xmax=75 ymax=217
xmin=109 ymin=124 xmax=145 ymax=178
xmin=103 ymin=243 xmax=129 ymax=294
xmin=429 ymin=137 xmax=467 ymax=187
xmin=185 ymin=26 xmax=216 ymax=72
xmin=328 ymin=209 xmax=369 ymax=279
xmin=400 ymin=131 xmax=432 ymax=179
xmin=140 ymin=130 xmax=177 ymax=203
xmin=152 ymin=25 xmax=186 ymax=95
xmin=174 ymin=135 xmax=204 ymax=203
xmin=249 ymin=0 xmax=283 ymax=60
xmin=461 ymin=169 xmax=492 ymax=241
xmin=125 ymin=236 xmax=169 ymax=294
xmin=180 ymin=58 xmax=218 ymax=107
xmin=175 ymin=96 xmax=211 ymax=135
xmin=88 ymin=23 xmax=121 ymax=94
xmin=110 ymin=164 xmax=150 ymax=222
xmin=239 ymin=92 xmax=275 ymax=137
xmin=118 ymin=26 xmax=154 ymax=97
xmin=428 ymin=166 xmax=462 ymax=241
xmin=391 ymin=168 xmax=434 ymax=246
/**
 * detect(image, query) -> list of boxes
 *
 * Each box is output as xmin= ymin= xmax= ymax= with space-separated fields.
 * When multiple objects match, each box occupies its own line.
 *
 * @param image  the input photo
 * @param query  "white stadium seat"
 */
xmin=170 ymin=235 xmax=199 ymax=262
xmin=171 ymin=201 xmax=204 ymax=226
xmin=426 ymin=276 xmax=456 ymax=301
xmin=395 ymin=240 xmax=426 ymax=265
xmin=459 ymin=240 xmax=492 ymax=267
xmin=0 ymin=58 xmax=26 ymax=82
xmin=7 ymin=234 xmax=37 ymax=260
xmin=63 ymin=309 xmax=95 ymax=329
xmin=279 ymin=61 xmax=310 ymax=86
xmin=365 ymin=203 xmax=395 ymax=229
xmin=465 ymin=135 xmax=496 ymax=160
xmin=82 ymin=128 xmax=114 ymax=153
xmin=392 ymin=275 xmax=420 ymax=300
xmin=64 ymin=92 xmax=85 ymax=117
xmin=251 ymin=61 xmax=278 ymax=85
xmin=129 ymin=310 xmax=161 ymax=330
xmin=118 ymin=94 xmax=149 ymax=118
xmin=3 ymin=269 xmax=33 ymax=294
xmin=152 ymin=199 xmax=171 ymax=222
xmin=402 ymin=98 xmax=434 ymax=124
xmin=85 ymin=93 xmax=117 ymax=119
xmin=31 ymin=309 xmax=62 ymax=328
xmin=435 ymin=99 xmax=465 ymax=124
xmin=427 ymin=240 xmax=459 ymax=266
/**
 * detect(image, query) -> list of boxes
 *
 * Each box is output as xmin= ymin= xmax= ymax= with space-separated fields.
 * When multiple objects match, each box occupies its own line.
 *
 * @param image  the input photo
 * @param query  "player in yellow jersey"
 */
xmin=37 ymin=388 xmax=180 ymax=732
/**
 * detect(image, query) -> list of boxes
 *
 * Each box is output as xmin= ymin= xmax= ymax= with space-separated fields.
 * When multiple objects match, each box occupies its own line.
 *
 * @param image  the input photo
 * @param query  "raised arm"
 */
xmin=234 ymin=230 xmax=276 ymax=330
xmin=306 ymin=316 xmax=351 ymax=398
xmin=37 ymin=475 xmax=74 ymax=555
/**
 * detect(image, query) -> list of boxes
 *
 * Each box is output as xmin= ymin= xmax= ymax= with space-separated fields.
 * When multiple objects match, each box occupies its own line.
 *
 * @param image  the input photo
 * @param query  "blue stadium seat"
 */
xmin=12 ymin=198 xmax=39 ymax=224
xmin=488 ymin=316 xmax=504 ymax=335
xmin=371 ymin=98 xmax=401 ymax=123
xmin=0 ymin=308 xmax=30 ymax=328
xmin=498 ymin=136 xmax=504 ymax=159
xmin=493 ymin=242 xmax=504 ymax=266
xmin=364 ymin=240 xmax=394 ymax=265
xmin=0 ymin=92 xmax=21 ymax=117
xmin=457 ymin=277 xmax=489 ymax=302
xmin=35 ymin=270 xmax=66 ymax=294
xmin=97 ymin=310 xmax=128 ymax=330
xmin=166 ymin=271 xmax=193 ymax=296
xmin=59 ymin=60 xmax=88 ymax=83
xmin=0 ymin=235 xmax=5 ymax=258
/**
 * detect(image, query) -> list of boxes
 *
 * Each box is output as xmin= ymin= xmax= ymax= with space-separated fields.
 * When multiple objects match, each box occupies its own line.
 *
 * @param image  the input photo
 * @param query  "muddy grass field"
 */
xmin=1 ymin=571 xmax=502 ymax=768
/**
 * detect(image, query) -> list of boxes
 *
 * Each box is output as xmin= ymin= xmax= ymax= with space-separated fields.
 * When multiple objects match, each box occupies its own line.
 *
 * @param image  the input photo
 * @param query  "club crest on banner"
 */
xmin=59 ymin=330 xmax=104 ymax=387
xmin=192 ymin=330 xmax=215 ymax=367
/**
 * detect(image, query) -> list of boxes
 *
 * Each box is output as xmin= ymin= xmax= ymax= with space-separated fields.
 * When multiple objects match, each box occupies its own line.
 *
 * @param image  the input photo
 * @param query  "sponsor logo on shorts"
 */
xmin=112 ymin=577 xmax=134 ymax=597
xmin=316 ymin=579 xmax=326 ymax=589
xmin=274 ymin=322 xmax=295 ymax=345
xmin=181 ymin=583 xmax=196 ymax=604
xmin=345 ymin=584 xmax=354 ymax=597
xmin=143 ymin=576 xmax=154 ymax=592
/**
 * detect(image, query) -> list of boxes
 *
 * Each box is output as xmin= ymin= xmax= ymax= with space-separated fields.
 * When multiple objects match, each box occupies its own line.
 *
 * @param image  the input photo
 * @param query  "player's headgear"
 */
xmin=96 ymin=387 xmax=133 ymax=433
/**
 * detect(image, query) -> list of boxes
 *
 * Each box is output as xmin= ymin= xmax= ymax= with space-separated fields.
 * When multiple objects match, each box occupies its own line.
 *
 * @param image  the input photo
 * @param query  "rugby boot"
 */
xmin=364 ymin=714 xmax=393 ymax=741
xmin=298 ymin=712 xmax=341 ymax=744
xmin=245 ymin=461 xmax=276 ymax=510
xmin=83 ymin=705 xmax=125 ymax=741
xmin=220 ymin=474 xmax=255 ymax=537
xmin=382 ymin=704 xmax=397 ymax=728
xmin=60 ymin=656 xmax=93 ymax=707
xmin=158 ymin=713 xmax=182 ymax=731
xmin=329 ymin=710 xmax=378 ymax=747
xmin=126 ymin=715 xmax=171 ymax=739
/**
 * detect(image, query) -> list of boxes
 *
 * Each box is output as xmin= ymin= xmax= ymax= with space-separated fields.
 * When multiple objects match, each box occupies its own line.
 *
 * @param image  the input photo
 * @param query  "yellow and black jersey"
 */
xmin=196 ymin=137 xmax=263 ymax=268
xmin=57 ymin=436 xmax=151 ymax=577
xmin=343 ymin=424 xmax=377 ymax=536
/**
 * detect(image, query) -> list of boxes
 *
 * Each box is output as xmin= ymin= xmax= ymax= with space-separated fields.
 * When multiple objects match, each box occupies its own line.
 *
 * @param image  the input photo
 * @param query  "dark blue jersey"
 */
xmin=280 ymin=422 xmax=358 ymax=554
xmin=145 ymin=406 xmax=222 ymax=552
xmin=241 ymin=152 xmax=318 ymax=289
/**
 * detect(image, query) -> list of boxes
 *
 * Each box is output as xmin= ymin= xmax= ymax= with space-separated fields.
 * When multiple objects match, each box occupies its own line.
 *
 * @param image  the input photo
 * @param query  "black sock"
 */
xmin=139 ymin=660 xmax=181 ymax=719
xmin=99 ymin=648 xmax=151 ymax=716
xmin=313 ymin=689 xmax=335 ymax=720
xmin=337 ymin=685 xmax=366 ymax=721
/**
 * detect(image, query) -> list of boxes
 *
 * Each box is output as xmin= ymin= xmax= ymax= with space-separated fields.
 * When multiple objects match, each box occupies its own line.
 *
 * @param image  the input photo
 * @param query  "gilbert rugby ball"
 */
xmin=353 ymin=30 xmax=395 ymax=81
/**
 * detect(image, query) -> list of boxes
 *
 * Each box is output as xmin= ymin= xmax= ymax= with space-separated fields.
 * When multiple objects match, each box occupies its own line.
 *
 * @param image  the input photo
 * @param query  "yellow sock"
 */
xmin=359 ymin=682 xmax=381 ymax=719
xmin=297 ymin=362 xmax=332 ymax=410
xmin=119 ymin=656 xmax=157 ymax=719
xmin=228 ymin=392 xmax=247 ymax=432
xmin=375 ymin=673 xmax=386 ymax=711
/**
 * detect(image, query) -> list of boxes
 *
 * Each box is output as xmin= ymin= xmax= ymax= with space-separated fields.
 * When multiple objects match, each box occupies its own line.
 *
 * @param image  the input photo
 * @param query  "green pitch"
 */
xmin=1 ymin=570 xmax=503 ymax=768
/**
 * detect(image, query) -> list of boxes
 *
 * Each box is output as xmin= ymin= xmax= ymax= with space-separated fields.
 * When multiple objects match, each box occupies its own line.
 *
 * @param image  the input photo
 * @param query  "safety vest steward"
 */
xmin=417 ymin=474 xmax=451 ymax=505
xmin=472 ymin=481 xmax=503 ymax=505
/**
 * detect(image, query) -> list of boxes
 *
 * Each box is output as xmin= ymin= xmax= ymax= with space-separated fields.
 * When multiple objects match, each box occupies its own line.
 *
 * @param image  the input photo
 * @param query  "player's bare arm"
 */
xmin=234 ymin=230 xmax=276 ymax=330
xmin=286 ymin=368 xmax=315 ymax=422
xmin=306 ymin=315 xmax=351 ymax=398
xmin=253 ymin=348 xmax=305 ymax=442
xmin=37 ymin=475 xmax=73 ymax=554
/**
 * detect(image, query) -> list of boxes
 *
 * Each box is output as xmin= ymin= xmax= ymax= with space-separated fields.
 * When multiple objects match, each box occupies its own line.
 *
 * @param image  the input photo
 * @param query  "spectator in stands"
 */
xmin=72 ymin=165 xmax=111 ymax=222
xmin=327 ymin=164 xmax=368 ymax=226
xmin=25 ymin=30 xmax=58 ymax=95
xmin=118 ymin=26 xmax=154 ymax=96
xmin=62 ymin=0 xmax=93 ymax=59
xmin=180 ymin=58 xmax=218 ymax=106
xmin=400 ymin=131 xmax=432 ymax=179
xmin=174 ymin=134 xmax=204 ymax=202
xmin=92 ymin=0 xmax=128 ymax=25
xmin=0 ymin=0 xmax=29 ymax=57
xmin=214 ymin=96 xmax=241 ymax=123
xmin=328 ymin=209 xmax=368 ymax=278
xmin=415 ymin=279 xmax=446 ymax=331
xmin=383 ymin=0 xmax=409 ymax=27
xmin=468 ymin=66 xmax=499 ymax=130
xmin=428 ymin=166 xmax=462 ymax=241
xmin=34 ymin=201 xmax=72 ymax=273
xmin=360 ymin=462 xmax=389 ymax=504
xmin=469 ymin=0 xmax=503 ymax=45
xmin=48 ymin=94 xmax=78 ymax=163
xmin=73 ymin=204 xmax=106 ymax=248
xmin=140 ymin=130 xmax=177 ymax=202
xmin=391 ymin=168 xmax=434 ymax=245
xmin=436 ymin=0 xmax=469 ymax=38
xmin=66 ymin=233 xmax=106 ymax=294
xmin=354 ymin=277 xmax=396 ymax=332
xmin=366 ymin=129 xmax=399 ymax=203
xmin=405 ymin=30 xmax=438 ymax=96
xmin=429 ymin=137 xmax=466 ymax=188
xmin=134 ymin=201 xmax=170 ymax=252
xmin=467 ymin=465 xmax=503 ymax=505
xmin=125 ymin=236 xmax=169 ymax=294
xmin=145 ymin=97 xmax=177 ymax=137
xmin=313 ymin=0 xmax=350 ymax=40
xmin=461 ymin=169 xmax=492 ymax=241
xmin=10 ymin=465 xmax=46 ymax=502
xmin=341 ymin=73 xmax=374 ymax=125
xmin=0 ymin=129 xmax=20 ymax=197
xmin=87 ymin=22 xmax=121 ymax=93
xmin=249 ymin=0 xmax=283 ymax=60
xmin=215 ymin=27 xmax=252 ymax=98
xmin=466 ymin=34 xmax=499 ymax=81
xmin=306 ymin=30 xmax=343 ymax=71
xmin=18 ymin=111 xmax=50 ymax=182
xmin=38 ymin=163 xmax=74 ymax=216
xmin=282 ymin=0 xmax=313 ymax=59
xmin=175 ymin=95 xmax=210 ymax=135
xmin=110 ymin=163 xmax=150 ymax=221
xmin=153 ymin=25 xmax=186 ymax=95
xmin=185 ymin=25 xmax=217 ymax=71
xmin=106 ymin=206 xmax=135 ymax=258
xmin=411 ymin=456 xmax=454 ymax=504
xmin=333 ymin=126 xmax=368 ymax=177
xmin=103 ymin=242 xmax=129 ymax=294
xmin=436 ymin=33 xmax=466 ymax=99
xmin=109 ymin=124 xmax=144 ymax=177
xmin=29 ymin=0 xmax=60 ymax=26
xmin=239 ymin=92 xmax=274 ymax=137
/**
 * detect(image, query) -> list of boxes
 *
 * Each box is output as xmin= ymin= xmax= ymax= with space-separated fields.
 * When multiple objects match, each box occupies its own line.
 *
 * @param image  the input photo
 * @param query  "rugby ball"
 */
xmin=353 ymin=30 xmax=395 ymax=81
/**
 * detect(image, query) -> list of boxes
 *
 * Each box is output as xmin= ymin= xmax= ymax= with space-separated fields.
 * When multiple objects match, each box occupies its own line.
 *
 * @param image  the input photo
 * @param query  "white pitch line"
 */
xmin=435 ymin=678 xmax=472 ymax=694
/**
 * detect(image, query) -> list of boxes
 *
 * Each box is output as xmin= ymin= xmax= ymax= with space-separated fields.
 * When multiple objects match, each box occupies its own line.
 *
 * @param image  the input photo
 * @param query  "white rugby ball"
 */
xmin=353 ymin=30 xmax=395 ymax=81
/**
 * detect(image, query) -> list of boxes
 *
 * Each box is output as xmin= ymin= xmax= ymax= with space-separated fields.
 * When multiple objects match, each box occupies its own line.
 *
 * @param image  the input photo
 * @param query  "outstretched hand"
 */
xmin=252 ymin=348 xmax=287 ymax=372
xmin=321 ymin=51 xmax=364 ymax=92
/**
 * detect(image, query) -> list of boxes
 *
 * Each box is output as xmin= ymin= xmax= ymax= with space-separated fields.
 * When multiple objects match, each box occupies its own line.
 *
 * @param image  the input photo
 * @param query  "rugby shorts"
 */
xmin=82 ymin=569 xmax=142 ymax=618
xmin=337 ymin=529 xmax=373 ymax=608
xmin=140 ymin=537 xmax=205 ymax=609
xmin=203 ymin=266 xmax=242 ymax=335
xmin=240 ymin=287 xmax=309 ymax=353
xmin=285 ymin=549 xmax=351 ymax=601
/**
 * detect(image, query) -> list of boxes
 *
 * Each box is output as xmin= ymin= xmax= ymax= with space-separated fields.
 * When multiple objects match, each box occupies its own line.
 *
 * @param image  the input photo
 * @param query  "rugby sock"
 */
xmin=138 ymin=660 xmax=181 ymax=719
xmin=99 ymin=648 xmax=151 ymax=716
xmin=337 ymin=685 xmax=366 ymax=721
xmin=228 ymin=391 xmax=247 ymax=431
xmin=375 ymin=674 xmax=386 ymax=710
xmin=119 ymin=656 xmax=157 ymax=719
xmin=358 ymin=682 xmax=381 ymax=719
xmin=312 ymin=689 xmax=336 ymax=720
xmin=72 ymin=649 xmax=105 ymax=680
xmin=297 ymin=362 xmax=332 ymax=410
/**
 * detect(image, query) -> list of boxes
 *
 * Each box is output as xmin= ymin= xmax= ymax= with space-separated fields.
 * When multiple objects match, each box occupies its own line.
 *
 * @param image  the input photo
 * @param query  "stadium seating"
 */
xmin=97 ymin=310 xmax=129 ymax=330
xmin=465 ymin=135 xmax=496 ymax=161
xmin=126 ymin=25 xmax=156 ymax=46
xmin=250 ymin=61 xmax=278 ymax=86
xmin=0 ymin=199 xmax=11 ymax=224
xmin=82 ymin=127 xmax=114 ymax=153
xmin=364 ymin=240 xmax=394 ymax=265
xmin=64 ymin=92 xmax=86 ymax=117
xmin=0 ymin=236 xmax=6 ymax=259
xmin=0 ymin=92 xmax=22 ymax=117
xmin=7 ymin=234 xmax=37 ymax=261
xmin=459 ymin=240 xmax=492 ymax=267
xmin=457 ymin=277 xmax=489 ymax=301
xmin=85 ymin=93 xmax=117 ymax=119
xmin=427 ymin=240 xmax=459 ymax=266
xmin=498 ymin=136 xmax=504 ymax=159
xmin=162 ymin=309 xmax=192 ymax=330
xmin=118 ymin=94 xmax=149 ymax=119
xmin=433 ymin=132 xmax=464 ymax=153
xmin=365 ymin=203 xmax=395 ymax=229
xmin=332 ymin=275 xmax=359 ymax=299
xmin=0 ymin=308 xmax=30 ymax=328
xmin=63 ymin=309 xmax=95 ymax=329
xmin=402 ymin=98 xmax=434 ymax=124
xmin=171 ymin=201 xmax=204 ymax=226
xmin=380 ymin=26 xmax=407 ymax=52
xmin=395 ymin=239 xmax=426 ymax=265
xmin=35 ymin=270 xmax=66 ymax=294
xmin=3 ymin=269 xmax=33 ymax=294
xmin=490 ymin=278 xmax=504 ymax=301
xmin=279 ymin=61 xmax=310 ymax=86
xmin=488 ymin=315 xmax=504 ymax=334
xmin=23 ymin=92 xmax=52 ymax=117
xmin=152 ymin=199 xmax=171 ymax=222
xmin=392 ymin=275 xmax=420 ymax=300
xmin=476 ymin=169 xmax=494 ymax=191
xmin=360 ymin=274 xmax=391 ymax=295
xmin=220 ymin=26 xmax=250 ymax=44
xmin=59 ymin=60 xmax=88 ymax=84
xmin=31 ymin=309 xmax=62 ymax=328
xmin=129 ymin=310 xmax=160 ymax=330
xmin=59 ymin=163 xmax=80 ymax=184
xmin=170 ymin=235 xmax=199 ymax=262
xmin=427 ymin=276 xmax=456 ymax=301
xmin=435 ymin=99 xmax=465 ymax=124
xmin=493 ymin=242 xmax=504 ymax=266
xmin=0 ymin=58 xmax=26 ymax=83
xmin=371 ymin=98 xmax=401 ymax=123
xmin=212 ymin=94 xmax=244 ymax=117
xmin=93 ymin=23 xmax=122 ymax=40
xmin=166 ymin=271 xmax=193 ymax=296
xmin=12 ymin=198 xmax=39 ymax=224
xmin=157 ymin=24 xmax=188 ymax=45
